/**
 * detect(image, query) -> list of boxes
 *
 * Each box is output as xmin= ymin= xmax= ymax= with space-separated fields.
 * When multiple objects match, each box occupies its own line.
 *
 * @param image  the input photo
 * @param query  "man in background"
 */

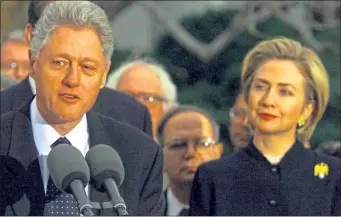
xmin=228 ymin=91 xmax=252 ymax=151
xmin=157 ymin=105 xmax=223 ymax=215
xmin=1 ymin=72 xmax=18 ymax=91
xmin=1 ymin=29 xmax=30 ymax=82
xmin=315 ymin=141 xmax=341 ymax=159
xmin=107 ymin=58 xmax=178 ymax=139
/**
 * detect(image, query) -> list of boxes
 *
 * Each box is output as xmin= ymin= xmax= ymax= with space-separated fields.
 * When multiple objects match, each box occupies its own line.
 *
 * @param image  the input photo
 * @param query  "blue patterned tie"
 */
xmin=44 ymin=137 xmax=80 ymax=216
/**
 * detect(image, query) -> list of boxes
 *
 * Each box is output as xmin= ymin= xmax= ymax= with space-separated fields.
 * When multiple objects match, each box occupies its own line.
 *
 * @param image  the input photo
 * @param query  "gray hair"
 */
xmin=315 ymin=141 xmax=341 ymax=159
xmin=1 ymin=73 xmax=18 ymax=90
xmin=31 ymin=1 xmax=114 ymax=62
xmin=156 ymin=105 xmax=220 ymax=146
xmin=106 ymin=58 xmax=178 ymax=109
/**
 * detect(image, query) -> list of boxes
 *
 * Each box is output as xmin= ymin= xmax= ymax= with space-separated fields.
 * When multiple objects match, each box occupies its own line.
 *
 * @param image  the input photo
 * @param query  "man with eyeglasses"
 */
xmin=1 ymin=29 xmax=30 ymax=82
xmin=228 ymin=92 xmax=253 ymax=151
xmin=156 ymin=105 xmax=223 ymax=215
xmin=107 ymin=58 xmax=178 ymax=139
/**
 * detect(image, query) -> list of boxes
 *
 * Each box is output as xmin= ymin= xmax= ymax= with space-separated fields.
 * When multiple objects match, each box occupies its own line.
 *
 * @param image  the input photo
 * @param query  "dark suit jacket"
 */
xmin=0 ymin=98 xmax=165 ymax=216
xmin=163 ymin=189 xmax=168 ymax=215
xmin=0 ymin=77 xmax=153 ymax=137
xmin=189 ymin=141 xmax=341 ymax=216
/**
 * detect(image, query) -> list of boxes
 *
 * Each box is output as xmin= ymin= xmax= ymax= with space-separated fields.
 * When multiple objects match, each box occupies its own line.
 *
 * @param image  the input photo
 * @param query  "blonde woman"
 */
xmin=189 ymin=37 xmax=341 ymax=216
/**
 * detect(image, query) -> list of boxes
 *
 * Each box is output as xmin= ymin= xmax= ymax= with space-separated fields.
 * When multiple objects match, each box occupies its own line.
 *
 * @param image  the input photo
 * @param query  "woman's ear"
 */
xmin=302 ymin=100 xmax=315 ymax=121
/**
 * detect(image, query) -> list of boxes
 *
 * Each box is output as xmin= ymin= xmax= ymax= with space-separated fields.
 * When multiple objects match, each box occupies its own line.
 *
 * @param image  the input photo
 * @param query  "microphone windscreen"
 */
xmin=85 ymin=144 xmax=125 ymax=190
xmin=47 ymin=144 xmax=90 ymax=193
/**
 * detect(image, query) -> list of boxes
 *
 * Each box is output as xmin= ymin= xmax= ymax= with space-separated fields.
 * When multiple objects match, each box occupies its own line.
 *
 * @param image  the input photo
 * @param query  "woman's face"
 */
xmin=247 ymin=59 xmax=313 ymax=137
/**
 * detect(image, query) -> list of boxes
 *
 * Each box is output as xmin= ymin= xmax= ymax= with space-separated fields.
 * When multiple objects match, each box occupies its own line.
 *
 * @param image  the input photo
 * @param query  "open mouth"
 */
xmin=59 ymin=93 xmax=80 ymax=102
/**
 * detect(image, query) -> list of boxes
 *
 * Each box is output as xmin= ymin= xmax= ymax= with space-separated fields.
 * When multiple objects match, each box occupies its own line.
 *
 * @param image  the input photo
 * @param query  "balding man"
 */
xmin=107 ymin=58 xmax=178 ymax=139
xmin=157 ymin=105 xmax=223 ymax=215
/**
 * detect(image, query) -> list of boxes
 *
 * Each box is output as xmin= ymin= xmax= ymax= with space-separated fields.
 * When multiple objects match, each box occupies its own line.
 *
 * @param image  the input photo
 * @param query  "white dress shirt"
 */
xmin=28 ymin=76 xmax=36 ymax=94
xmin=30 ymin=96 xmax=89 ymax=195
xmin=166 ymin=188 xmax=190 ymax=216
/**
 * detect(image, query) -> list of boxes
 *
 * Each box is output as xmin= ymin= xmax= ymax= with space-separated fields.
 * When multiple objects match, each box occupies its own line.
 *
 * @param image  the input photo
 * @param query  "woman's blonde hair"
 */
xmin=241 ymin=37 xmax=330 ymax=143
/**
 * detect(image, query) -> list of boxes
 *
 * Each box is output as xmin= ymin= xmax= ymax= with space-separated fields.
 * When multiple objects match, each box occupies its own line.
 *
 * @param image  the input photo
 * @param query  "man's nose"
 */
xmin=184 ymin=143 xmax=196 ymax=159
xmin=63 ymin=66 xmax=81 ymax=87
xmin=15 ymin=68 xmax=28 ymax=81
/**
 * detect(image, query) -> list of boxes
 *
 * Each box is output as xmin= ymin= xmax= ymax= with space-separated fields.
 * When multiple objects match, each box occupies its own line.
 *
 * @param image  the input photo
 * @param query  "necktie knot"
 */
xmin=51 ymin=137 xmax=71 ymax=148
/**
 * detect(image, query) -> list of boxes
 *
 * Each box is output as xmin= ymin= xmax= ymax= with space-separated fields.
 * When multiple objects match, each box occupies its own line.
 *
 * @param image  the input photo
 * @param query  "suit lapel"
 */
xmin=164 ymin=189 xmax=168 ymax=216
xmin=13 ymin=78 xmax=34 ymax=110
xmin=86 ymin=111 xmax=116 ymax=215
xmin=7 ymin=98 xmax=45 ymax=215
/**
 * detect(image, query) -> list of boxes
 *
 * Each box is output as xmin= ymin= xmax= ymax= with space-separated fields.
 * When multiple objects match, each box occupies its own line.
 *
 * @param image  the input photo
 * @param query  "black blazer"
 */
xmin=0 ymin=77 xmax=153 ymax=137
xmin=0 ymin=98 xmax=165 ymax=216
xmin=163 ymin=189 xmax=168 ymax=216
xmin=189 ymin=141 xmax=341 ymax=216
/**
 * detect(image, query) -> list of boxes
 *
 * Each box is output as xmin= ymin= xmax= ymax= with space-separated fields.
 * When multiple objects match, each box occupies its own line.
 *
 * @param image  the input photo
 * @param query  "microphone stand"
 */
xmin=69 ymin=180 xmax=128 ymax=216
xmin=70 ymin=180 xmax=95 ymax=216
xmin=103 ymin=179 xmax=128 ymax=216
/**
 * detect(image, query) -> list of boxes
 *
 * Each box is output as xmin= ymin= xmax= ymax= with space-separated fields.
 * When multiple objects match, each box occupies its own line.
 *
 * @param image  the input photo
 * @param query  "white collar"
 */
xmin=167 ymin=188 xmax=190 ymax=216
xmin=30 ymin=96 xmax=89 ymax=157
xmin=28 ymin=76 xmax=36 ymax=95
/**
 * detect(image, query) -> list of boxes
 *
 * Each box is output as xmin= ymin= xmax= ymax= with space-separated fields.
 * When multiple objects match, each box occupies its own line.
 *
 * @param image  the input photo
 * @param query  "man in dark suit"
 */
xmin=0 ymin=1 xmax=153 ymax=138
xmin=0 ymin=1 xmax=164 ymax=215
xmin=156 ymin=106 xmax=223 ymax=215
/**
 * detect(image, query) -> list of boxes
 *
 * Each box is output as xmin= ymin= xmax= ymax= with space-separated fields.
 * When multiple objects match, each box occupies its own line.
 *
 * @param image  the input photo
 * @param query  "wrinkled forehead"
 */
xmin=41 ymin=25 xmax=105 ymax=63
xmin=117 ymin=64 xmax=164 ymax=95
xmin=165 ymin=111 xmax=215 ymax=139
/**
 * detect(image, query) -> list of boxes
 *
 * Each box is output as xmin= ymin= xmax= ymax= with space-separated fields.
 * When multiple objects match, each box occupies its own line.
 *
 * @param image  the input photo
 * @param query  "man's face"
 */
xmin=1 ymin=40 xmax=30 ymax=81
xmin=29 ymin=25 xmax=109 ymax=125
xmin=163 ymin=111 xmax=223 ymax=185
xmin=229 ymin=94 xmax=252 ymax=149
xmin=116 ymin=64 xmax=166 ymax=137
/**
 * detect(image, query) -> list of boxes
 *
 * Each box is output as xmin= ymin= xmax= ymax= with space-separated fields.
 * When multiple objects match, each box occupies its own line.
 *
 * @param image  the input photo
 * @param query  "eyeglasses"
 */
xmin=1 ymin=61 xmax=30 ymax=71
xmin=229 ymin=107 xmax=248 ymax=122
xmin=165 ymin=138 xmax=217 ymax=152
xmin=128 ymin=93 xmax=168 ymax=104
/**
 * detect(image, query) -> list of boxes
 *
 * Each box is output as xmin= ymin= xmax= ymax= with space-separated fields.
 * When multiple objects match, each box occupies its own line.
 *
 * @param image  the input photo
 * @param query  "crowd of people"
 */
xmin=1 ymin=1 xmax=340 ymax=216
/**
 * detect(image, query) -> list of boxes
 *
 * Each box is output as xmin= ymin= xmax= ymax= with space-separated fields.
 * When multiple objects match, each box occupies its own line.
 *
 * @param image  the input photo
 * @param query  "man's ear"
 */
xmin=100 ymin=61 xmax=111 ymax=88
xmin=25 ymin=24 xmax=33 ymax=44
xmin=28 ymin=49 xmax=36 ymax=79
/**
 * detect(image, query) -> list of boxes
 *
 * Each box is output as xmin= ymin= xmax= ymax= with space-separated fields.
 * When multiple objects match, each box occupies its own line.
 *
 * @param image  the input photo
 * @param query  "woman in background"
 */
xmin=189 ymin=37 xmax=341 ymax=216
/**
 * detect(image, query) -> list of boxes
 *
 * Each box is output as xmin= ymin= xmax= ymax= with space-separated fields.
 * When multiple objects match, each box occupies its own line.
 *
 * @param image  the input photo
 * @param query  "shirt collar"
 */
xmin=28 ymin=76 xmax=36 ymax=95
xmin=30 ymin=96 xmax=89 ymax=156
xmin=245 ymin=137 xmax=305 ymax=166
xmin=166 ymin=188 xmax=190 ymax=216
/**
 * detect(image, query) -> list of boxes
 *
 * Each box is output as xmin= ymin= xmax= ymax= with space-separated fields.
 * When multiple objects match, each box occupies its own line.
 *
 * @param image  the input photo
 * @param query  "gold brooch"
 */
xmin=314 ymin=162 xmax=329 ymax=179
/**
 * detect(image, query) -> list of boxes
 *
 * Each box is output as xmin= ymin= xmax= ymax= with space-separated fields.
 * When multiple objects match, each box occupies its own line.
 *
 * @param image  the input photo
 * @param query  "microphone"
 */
xmin=85 ymin=144 xmax=128 ymax=216
xmin=47 ymin=144 xmax=94 ymax=216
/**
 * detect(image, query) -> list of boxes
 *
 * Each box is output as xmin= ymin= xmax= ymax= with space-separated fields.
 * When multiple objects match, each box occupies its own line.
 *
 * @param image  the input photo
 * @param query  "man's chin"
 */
xmin=49 ymin=113 xmax=83 ymax=125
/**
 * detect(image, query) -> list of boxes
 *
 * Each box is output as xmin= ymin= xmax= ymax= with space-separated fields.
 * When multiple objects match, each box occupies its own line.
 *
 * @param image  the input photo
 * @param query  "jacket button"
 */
xmin=269 ymin=200 xmax=277 ymax=206
xmin=271 ymin=167 xmax=278 ymax=173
